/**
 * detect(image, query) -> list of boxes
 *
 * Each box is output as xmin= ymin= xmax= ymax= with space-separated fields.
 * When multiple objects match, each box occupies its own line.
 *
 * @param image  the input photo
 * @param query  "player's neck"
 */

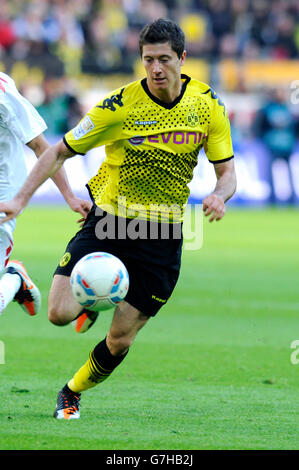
xmin=147 ymin=78 xmax=182 ymax=104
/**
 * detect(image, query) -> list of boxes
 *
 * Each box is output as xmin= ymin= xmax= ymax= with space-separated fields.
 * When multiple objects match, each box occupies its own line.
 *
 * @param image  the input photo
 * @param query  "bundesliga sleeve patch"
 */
xmin=72 ymin=116 xmax=95 ymax=140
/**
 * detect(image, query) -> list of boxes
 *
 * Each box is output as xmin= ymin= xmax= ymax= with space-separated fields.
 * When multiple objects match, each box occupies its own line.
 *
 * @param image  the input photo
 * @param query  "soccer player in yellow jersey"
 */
xmin=0 ymin=19 xmax=237 ymax=419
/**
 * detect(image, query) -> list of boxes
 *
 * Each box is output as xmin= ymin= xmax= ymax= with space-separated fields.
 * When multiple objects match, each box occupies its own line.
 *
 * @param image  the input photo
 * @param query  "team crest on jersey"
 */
xmin=186 ymin=111 xmax=199 ymax=127
xmin=59 ymin=252 xmax=71 ymax=267
xmin=72 ymin=116 xmax=95 ymax=140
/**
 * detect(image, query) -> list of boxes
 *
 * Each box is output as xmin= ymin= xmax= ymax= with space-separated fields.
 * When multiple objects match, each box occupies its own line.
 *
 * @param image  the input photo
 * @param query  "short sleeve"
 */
xmin=0 ymin=76 xmax=47 ymax=144
xmin=204 ymin=89 xmax=234 ymax=163
xmin=64 ymin=86 xmax=126 ymax=155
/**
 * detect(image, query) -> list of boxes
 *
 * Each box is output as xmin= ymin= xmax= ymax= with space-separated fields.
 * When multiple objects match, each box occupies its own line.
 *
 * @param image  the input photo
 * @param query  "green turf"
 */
xmin=0 ymin=204 xmax=298 ymax=450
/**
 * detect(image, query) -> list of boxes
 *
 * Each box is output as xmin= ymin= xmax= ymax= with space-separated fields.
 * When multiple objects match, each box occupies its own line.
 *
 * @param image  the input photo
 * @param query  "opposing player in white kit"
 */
xmin=0 ymin=72 xmax=92 ymax=316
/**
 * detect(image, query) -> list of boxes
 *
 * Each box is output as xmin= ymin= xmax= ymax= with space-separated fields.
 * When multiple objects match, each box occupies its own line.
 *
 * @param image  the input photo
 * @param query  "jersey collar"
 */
xmin=141 ymin=74 xmax=191 ymax=109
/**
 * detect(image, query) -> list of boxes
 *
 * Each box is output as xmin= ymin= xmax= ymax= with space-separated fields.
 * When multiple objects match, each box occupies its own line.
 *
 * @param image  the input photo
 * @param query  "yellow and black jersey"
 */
xmin=64 ymin=74 xmax=233 ymax=222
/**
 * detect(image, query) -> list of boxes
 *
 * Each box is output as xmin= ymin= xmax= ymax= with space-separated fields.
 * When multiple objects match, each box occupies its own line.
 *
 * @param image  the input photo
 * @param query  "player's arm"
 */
xmin=202 ymin=87 xmax=237 ymax=222
xmin=0 ymin=139 xmax=75 ymax=224
xmin=203 ymin=159 xmax=237 ymax=223
xmin=27 ymin=134 xmax=92 ymax=218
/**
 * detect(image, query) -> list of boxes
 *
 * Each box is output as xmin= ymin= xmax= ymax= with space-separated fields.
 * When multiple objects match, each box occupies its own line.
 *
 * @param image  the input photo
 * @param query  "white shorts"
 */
xmin=0 ymin=230 xmax=14 ymax=272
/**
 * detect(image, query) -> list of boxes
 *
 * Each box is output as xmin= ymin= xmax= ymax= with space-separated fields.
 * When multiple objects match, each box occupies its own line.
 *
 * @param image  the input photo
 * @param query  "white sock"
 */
xmin=0 ymin=272 xmax=22 ymax=314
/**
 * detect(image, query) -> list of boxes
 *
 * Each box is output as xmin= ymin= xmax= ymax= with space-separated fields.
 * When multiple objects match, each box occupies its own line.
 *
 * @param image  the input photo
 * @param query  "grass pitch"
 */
xmin=0 ymin=204 xmax=298 ymax=450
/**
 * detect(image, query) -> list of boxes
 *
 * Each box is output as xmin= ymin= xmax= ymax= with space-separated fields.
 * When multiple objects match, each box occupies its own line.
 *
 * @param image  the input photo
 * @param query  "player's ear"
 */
xmin=180 ymin=50 xmax=187 ymax=66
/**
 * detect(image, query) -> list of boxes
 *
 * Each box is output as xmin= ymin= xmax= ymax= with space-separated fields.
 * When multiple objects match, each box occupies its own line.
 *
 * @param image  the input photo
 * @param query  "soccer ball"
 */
xmin=70 ymin=252 xmax=129 ymax=311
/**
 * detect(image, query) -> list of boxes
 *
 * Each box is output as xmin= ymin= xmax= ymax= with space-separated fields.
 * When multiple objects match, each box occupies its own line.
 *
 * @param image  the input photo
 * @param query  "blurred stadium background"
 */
xmin=1 ymin=0 xmax=299 ymax=206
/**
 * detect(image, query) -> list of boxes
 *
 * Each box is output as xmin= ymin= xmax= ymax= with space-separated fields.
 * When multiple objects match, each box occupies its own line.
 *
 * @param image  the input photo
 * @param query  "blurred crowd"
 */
xmin=1 ymin=0 xmax=298 ymax=192
xmin=0 ymin=0 xmax=298 ymax=76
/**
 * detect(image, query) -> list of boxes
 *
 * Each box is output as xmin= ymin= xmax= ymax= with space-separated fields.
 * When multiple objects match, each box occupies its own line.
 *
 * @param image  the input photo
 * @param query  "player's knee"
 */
xmin=48 ymin=305 xmax=68 ymax=326
xmin=107 ymin=333 xmax=133 ymax=356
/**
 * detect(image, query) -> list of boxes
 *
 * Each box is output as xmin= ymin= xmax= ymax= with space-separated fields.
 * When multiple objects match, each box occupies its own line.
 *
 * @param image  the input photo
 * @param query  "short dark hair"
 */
xmin=139 ymin=18 xmax=185 ymax=58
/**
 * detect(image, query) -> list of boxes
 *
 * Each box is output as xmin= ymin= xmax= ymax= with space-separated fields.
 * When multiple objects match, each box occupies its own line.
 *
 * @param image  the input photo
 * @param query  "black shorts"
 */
xmin=54 ymin=205 xmax=183 ymax=316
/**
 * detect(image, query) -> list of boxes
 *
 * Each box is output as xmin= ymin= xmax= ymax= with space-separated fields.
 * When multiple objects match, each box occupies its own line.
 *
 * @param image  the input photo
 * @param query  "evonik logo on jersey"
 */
xmin=128 ymin=131 xmax=205 ymax=146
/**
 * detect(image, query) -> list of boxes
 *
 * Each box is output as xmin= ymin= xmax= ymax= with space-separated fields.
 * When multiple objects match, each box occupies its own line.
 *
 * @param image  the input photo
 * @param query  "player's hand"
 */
xmin=66 ymin=197 xmax=92 ymax=225
xmin=0 ymin=199 xmax=23 ymax=224
xmin=202 ymin=194 xmax=226 ymax=222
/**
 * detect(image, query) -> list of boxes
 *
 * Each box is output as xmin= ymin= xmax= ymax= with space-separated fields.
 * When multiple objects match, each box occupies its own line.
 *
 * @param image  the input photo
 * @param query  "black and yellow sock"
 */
xmin=68 ymin=338 xmax=128 ymax=393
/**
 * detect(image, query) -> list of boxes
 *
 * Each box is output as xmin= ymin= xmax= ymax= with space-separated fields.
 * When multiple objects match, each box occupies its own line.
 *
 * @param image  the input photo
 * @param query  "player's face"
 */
xmin=142 ymin=42 xmax=186 ymax=101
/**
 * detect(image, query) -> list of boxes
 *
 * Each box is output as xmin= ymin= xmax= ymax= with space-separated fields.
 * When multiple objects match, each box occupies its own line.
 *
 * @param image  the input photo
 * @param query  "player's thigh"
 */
xmin=0 ymin=231 xmax=13 ymax=272
xmin=48 ymin=274 xmax=82 ymax=323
